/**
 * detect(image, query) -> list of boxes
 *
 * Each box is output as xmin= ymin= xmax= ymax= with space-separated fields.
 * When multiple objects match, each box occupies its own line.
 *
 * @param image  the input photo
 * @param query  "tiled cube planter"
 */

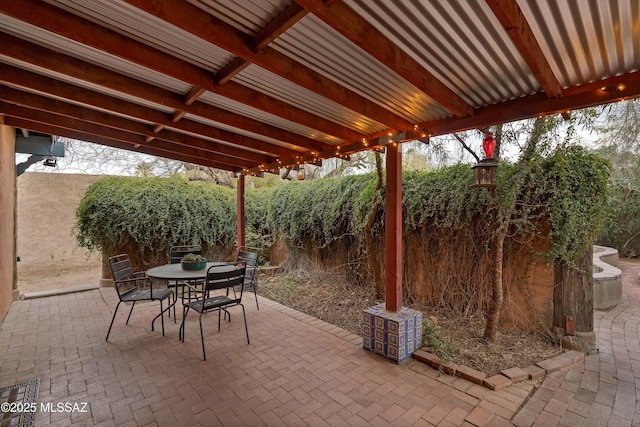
xmin=362 ymin=303 xmax=422 ymax=364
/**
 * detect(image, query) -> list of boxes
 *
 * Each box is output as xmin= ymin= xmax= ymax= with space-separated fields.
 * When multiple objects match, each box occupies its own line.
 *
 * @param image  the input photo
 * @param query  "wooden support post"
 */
xmin=236 ymin=174 xmax=246 ymax=248
xmin=385 ymin=144 xmax=402 ymax=312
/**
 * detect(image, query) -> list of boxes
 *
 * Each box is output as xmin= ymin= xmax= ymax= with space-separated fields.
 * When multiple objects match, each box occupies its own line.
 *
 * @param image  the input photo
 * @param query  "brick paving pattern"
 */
xmin=1 ymin=260 xmax=640 ymax=426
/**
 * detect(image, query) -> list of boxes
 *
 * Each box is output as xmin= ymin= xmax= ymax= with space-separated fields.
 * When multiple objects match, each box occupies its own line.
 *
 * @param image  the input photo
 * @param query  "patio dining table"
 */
xmin=145 ymin=261 xmax=236 ymax=322
xmin=145 ymin=261 xmax=232 ymax=282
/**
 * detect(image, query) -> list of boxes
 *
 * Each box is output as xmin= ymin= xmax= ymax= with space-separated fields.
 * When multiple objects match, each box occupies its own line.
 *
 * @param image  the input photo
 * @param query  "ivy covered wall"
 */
xmin=252 ymin=146 xmax=610 ymax=330
xmin=75 ymin=146 xmax=610 ymax=330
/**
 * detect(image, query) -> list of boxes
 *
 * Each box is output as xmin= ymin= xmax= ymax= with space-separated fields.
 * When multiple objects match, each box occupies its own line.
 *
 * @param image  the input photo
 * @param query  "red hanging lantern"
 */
xmin=482 ymin=132 xmax=496 ymax=159
xmin=472 ymin=131 xmax=498 ymax=189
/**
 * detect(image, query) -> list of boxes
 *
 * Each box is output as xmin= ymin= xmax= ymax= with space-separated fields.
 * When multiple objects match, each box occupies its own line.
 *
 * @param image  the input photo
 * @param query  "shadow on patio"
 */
xmin=0 ymin=288 xmax=535 ymax=426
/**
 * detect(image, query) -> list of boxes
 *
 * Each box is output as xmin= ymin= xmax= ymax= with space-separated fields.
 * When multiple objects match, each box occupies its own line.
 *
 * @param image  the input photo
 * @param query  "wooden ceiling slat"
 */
xmin=123 ymin=0 xmax=413 ymax=131
xmin=215 ymin=3 xmax=309 ymax=85
xmin=0 ymin=85 xmax=274 ymax=165
xmin=1 ymin=102 xmax=255 ymax=169
xmin=0 ymin=33 xmax=328 ymax=153
xmin=294 ymin=0 xmax=474 ymax=118
xmin=6 ymin=117 xmax=237 ymax=171
xmin=485 ymin=0 xmax=563 ymax=98
xmin=423 ymin=72 xmax=640 ymax=136
xmin=0 ymin=1 xmax=361 ymax=144
xmin=0 ymin=64 xmax=300 ymax=159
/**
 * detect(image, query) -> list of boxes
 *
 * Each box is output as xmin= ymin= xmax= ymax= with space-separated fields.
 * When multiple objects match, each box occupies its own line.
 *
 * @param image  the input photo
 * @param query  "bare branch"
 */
xmin=453 ymin=133 xmax=480 ymax=162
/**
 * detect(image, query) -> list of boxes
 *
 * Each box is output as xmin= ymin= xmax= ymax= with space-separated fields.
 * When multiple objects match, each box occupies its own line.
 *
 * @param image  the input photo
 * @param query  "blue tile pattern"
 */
xmin=362 ymin=303 xmax=422 ymax=364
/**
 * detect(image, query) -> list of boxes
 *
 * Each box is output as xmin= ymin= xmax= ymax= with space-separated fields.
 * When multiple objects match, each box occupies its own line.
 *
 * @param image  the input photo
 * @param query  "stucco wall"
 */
xmin=0 ymin=125 xmax=16 ymax=321
xmin=16 ymin=172 xmax=103 ymax=279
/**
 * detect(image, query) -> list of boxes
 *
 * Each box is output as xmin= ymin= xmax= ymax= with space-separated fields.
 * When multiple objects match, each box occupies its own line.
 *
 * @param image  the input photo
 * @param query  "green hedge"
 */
xmin=75 ymin=146 xmax=610 ymax=270
xmin=260 ymin=146 xmax=610 ymax=264
xmin=75 ymin=176 xmax=236 ymax=264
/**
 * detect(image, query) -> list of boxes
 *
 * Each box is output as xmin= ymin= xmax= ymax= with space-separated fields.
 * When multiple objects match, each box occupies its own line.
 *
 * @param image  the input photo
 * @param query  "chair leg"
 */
xmin=125 ymin=301 xmax=136 ymax=325
xmin=253 ymin=284 xmax=259 ymax=310
xmin=199 ymin=314 xmax=206 ymax=361
xmin=152 ymin=297 xmax=175 ymax=335
xmin=240 ymin=303 xmax=250 ymax=344
xmin=179 ymin=305 xmax=190 ymax=342
xmin=105 ymin=301 xmax=122 ymax=341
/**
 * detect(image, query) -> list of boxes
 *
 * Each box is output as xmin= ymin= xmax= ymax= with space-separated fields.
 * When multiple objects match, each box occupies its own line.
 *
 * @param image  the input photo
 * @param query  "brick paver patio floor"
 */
xmin=2 ymin=261 xmax=640 ymax=426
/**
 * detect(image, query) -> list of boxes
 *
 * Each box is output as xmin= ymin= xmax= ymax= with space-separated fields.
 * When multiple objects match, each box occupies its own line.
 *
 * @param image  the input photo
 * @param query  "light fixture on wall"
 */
xmin=472 ymin=132 xmax=498 ymax=188
xmin=43 ymin=156 xmax=57 ymax=167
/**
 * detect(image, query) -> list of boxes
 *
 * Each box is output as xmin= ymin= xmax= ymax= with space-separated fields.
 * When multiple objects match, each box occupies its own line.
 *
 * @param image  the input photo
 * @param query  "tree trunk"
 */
xmin=554 ymin=245 xmax=594 ymax=333
xmin=483 ymin=207 xmax=509 ymax=342
xmin=483 ymin=119 xmax=545 ymax=342
xmin=364 ymin=152 xmax=384 ymax=299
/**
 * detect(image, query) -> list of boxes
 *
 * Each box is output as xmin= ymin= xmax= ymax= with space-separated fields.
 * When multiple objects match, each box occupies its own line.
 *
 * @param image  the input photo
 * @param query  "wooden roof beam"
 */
xmin=245 ymin=72 xmax=640 ymax=175
xmin=294 ymin=0 xmax=473 ymax=118
xmin=0 ymin=34 xmax=327 ymax=153
xmin=0 ymin=63 xmax=300 ymax=159
xmin=485 ymin=0 xmax=563 ymax=98
xmin=423 ymin=71 xmax=640 ymax=136
xmin=0 ymin=85 xmax=274 ymax=166
xmin=216 ymin=3 xmax=309 ymax=85
xmin=4 ymin=117 xmax=239 ymax=171
xmin=0 ymin=0 xmax=360 ymax=144
xmin=123 ymin=0 xmax=412 ymax=131
xmin=0 ymin=102 xmax=257 ymax=170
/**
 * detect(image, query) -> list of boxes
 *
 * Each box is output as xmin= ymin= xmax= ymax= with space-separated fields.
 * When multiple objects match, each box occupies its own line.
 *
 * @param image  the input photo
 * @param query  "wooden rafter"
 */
xmin=216 ymin=3 xmax=309 ymax=85
xmin=0 ymin=33 xmax=328 ymax=153
xmin=294 ymin=0 xmax=474 ymax=118
xmin=5 ymin=117 xmax=237 ymax=171
xmin=485 ymin=0 xmax=563 ymax=98
xmin=0 ymin=86 xmax=274 ymax=166
xmin=1 ymin=102 xmax=255 ymax=170
xmin=0 ymin=66 xmax=299 ymax=159
xmin=0 ymin=1 xmax=360 ymax=144
xmin=122 ymin=0 xmax=413 ymax=131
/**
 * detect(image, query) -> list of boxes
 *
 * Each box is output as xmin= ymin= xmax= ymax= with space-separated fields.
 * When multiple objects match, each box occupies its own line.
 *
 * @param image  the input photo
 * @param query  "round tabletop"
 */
xmin=145 ymin=261 xmax=232 ymax=280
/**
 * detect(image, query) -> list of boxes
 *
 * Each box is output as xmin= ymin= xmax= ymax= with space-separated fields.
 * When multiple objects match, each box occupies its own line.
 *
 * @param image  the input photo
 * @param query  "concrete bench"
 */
xmin=593 ymin=245 xmax=622 ymax=310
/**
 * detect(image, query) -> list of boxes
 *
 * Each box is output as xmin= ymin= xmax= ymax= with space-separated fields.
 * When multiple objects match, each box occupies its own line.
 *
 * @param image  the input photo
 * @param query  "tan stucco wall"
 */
xmin=16 ymin=172 xmax=103 ymax=277
xmin=0 ymin=125 xmax=16 ymax=321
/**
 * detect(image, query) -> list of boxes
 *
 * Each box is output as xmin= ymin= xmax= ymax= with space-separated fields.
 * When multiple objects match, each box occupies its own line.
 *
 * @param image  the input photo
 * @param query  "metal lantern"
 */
xmin=297 ymin=166 xmax=306 ymax=180
xmin=472 ymin=132 xmax=498 ymax=188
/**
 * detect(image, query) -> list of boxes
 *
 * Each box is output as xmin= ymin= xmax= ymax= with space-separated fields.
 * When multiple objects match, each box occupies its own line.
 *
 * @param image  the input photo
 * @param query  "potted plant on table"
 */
xmin=180 ymin=253 xmax=207 ymax=271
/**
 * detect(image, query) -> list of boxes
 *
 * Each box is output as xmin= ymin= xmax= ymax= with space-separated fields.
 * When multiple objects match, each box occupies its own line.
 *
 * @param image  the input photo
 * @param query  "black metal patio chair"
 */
xmin=179 ymin=262 xmax=249 ymax=361
xmin=235 ymin=246 xmax=260 ymax=310
xmin=169 ymin=244 xmax=203 ymax=312
xmin=105 ymin=254 xmax=174 ymax=341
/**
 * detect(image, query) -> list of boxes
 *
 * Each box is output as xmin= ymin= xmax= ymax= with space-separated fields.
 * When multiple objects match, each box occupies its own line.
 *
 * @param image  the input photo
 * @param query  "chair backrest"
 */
xmin=204 ymin=263 xmax=246 ymax=295
xmin=109 ymin=254 xmax=134 ymax=281
xmin=109 ymin=254 xmax=137 ymax=297
xmin=236 ymin=250 xmax=258 ymax=267
xmin=169 ymin=245 xmax=202 ymax=264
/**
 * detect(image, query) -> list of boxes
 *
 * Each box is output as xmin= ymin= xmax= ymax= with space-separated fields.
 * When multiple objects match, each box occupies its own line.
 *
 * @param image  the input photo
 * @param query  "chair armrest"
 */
xmin=182 ymin=281 xmax=205 ymax=294
xmin=115 ymin=274 xmax=152 ymax=292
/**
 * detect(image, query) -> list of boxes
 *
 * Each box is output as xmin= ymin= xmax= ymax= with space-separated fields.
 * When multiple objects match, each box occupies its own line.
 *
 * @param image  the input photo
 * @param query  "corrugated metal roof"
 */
xmin=43 ymin=0 xmax=235 ymax=72
xmin=235 ymin=65 xmax=388 ymax=136
xmin=0 ymin=13 xmax=193 ymax=94
xmin=272 ymin=13 xmax=452 ymax=123
xmin=1 ymin=0 xmax=639 ymax=173
xmin=198 ymin=87 xmax=343 ymax=145
xmin=186 ymin=0 xmax=290 ymax=35
xmin=347 ymin=0 xmax=539 ymax=106
xmin=519 ymin=0 xmax=640 ymax=87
